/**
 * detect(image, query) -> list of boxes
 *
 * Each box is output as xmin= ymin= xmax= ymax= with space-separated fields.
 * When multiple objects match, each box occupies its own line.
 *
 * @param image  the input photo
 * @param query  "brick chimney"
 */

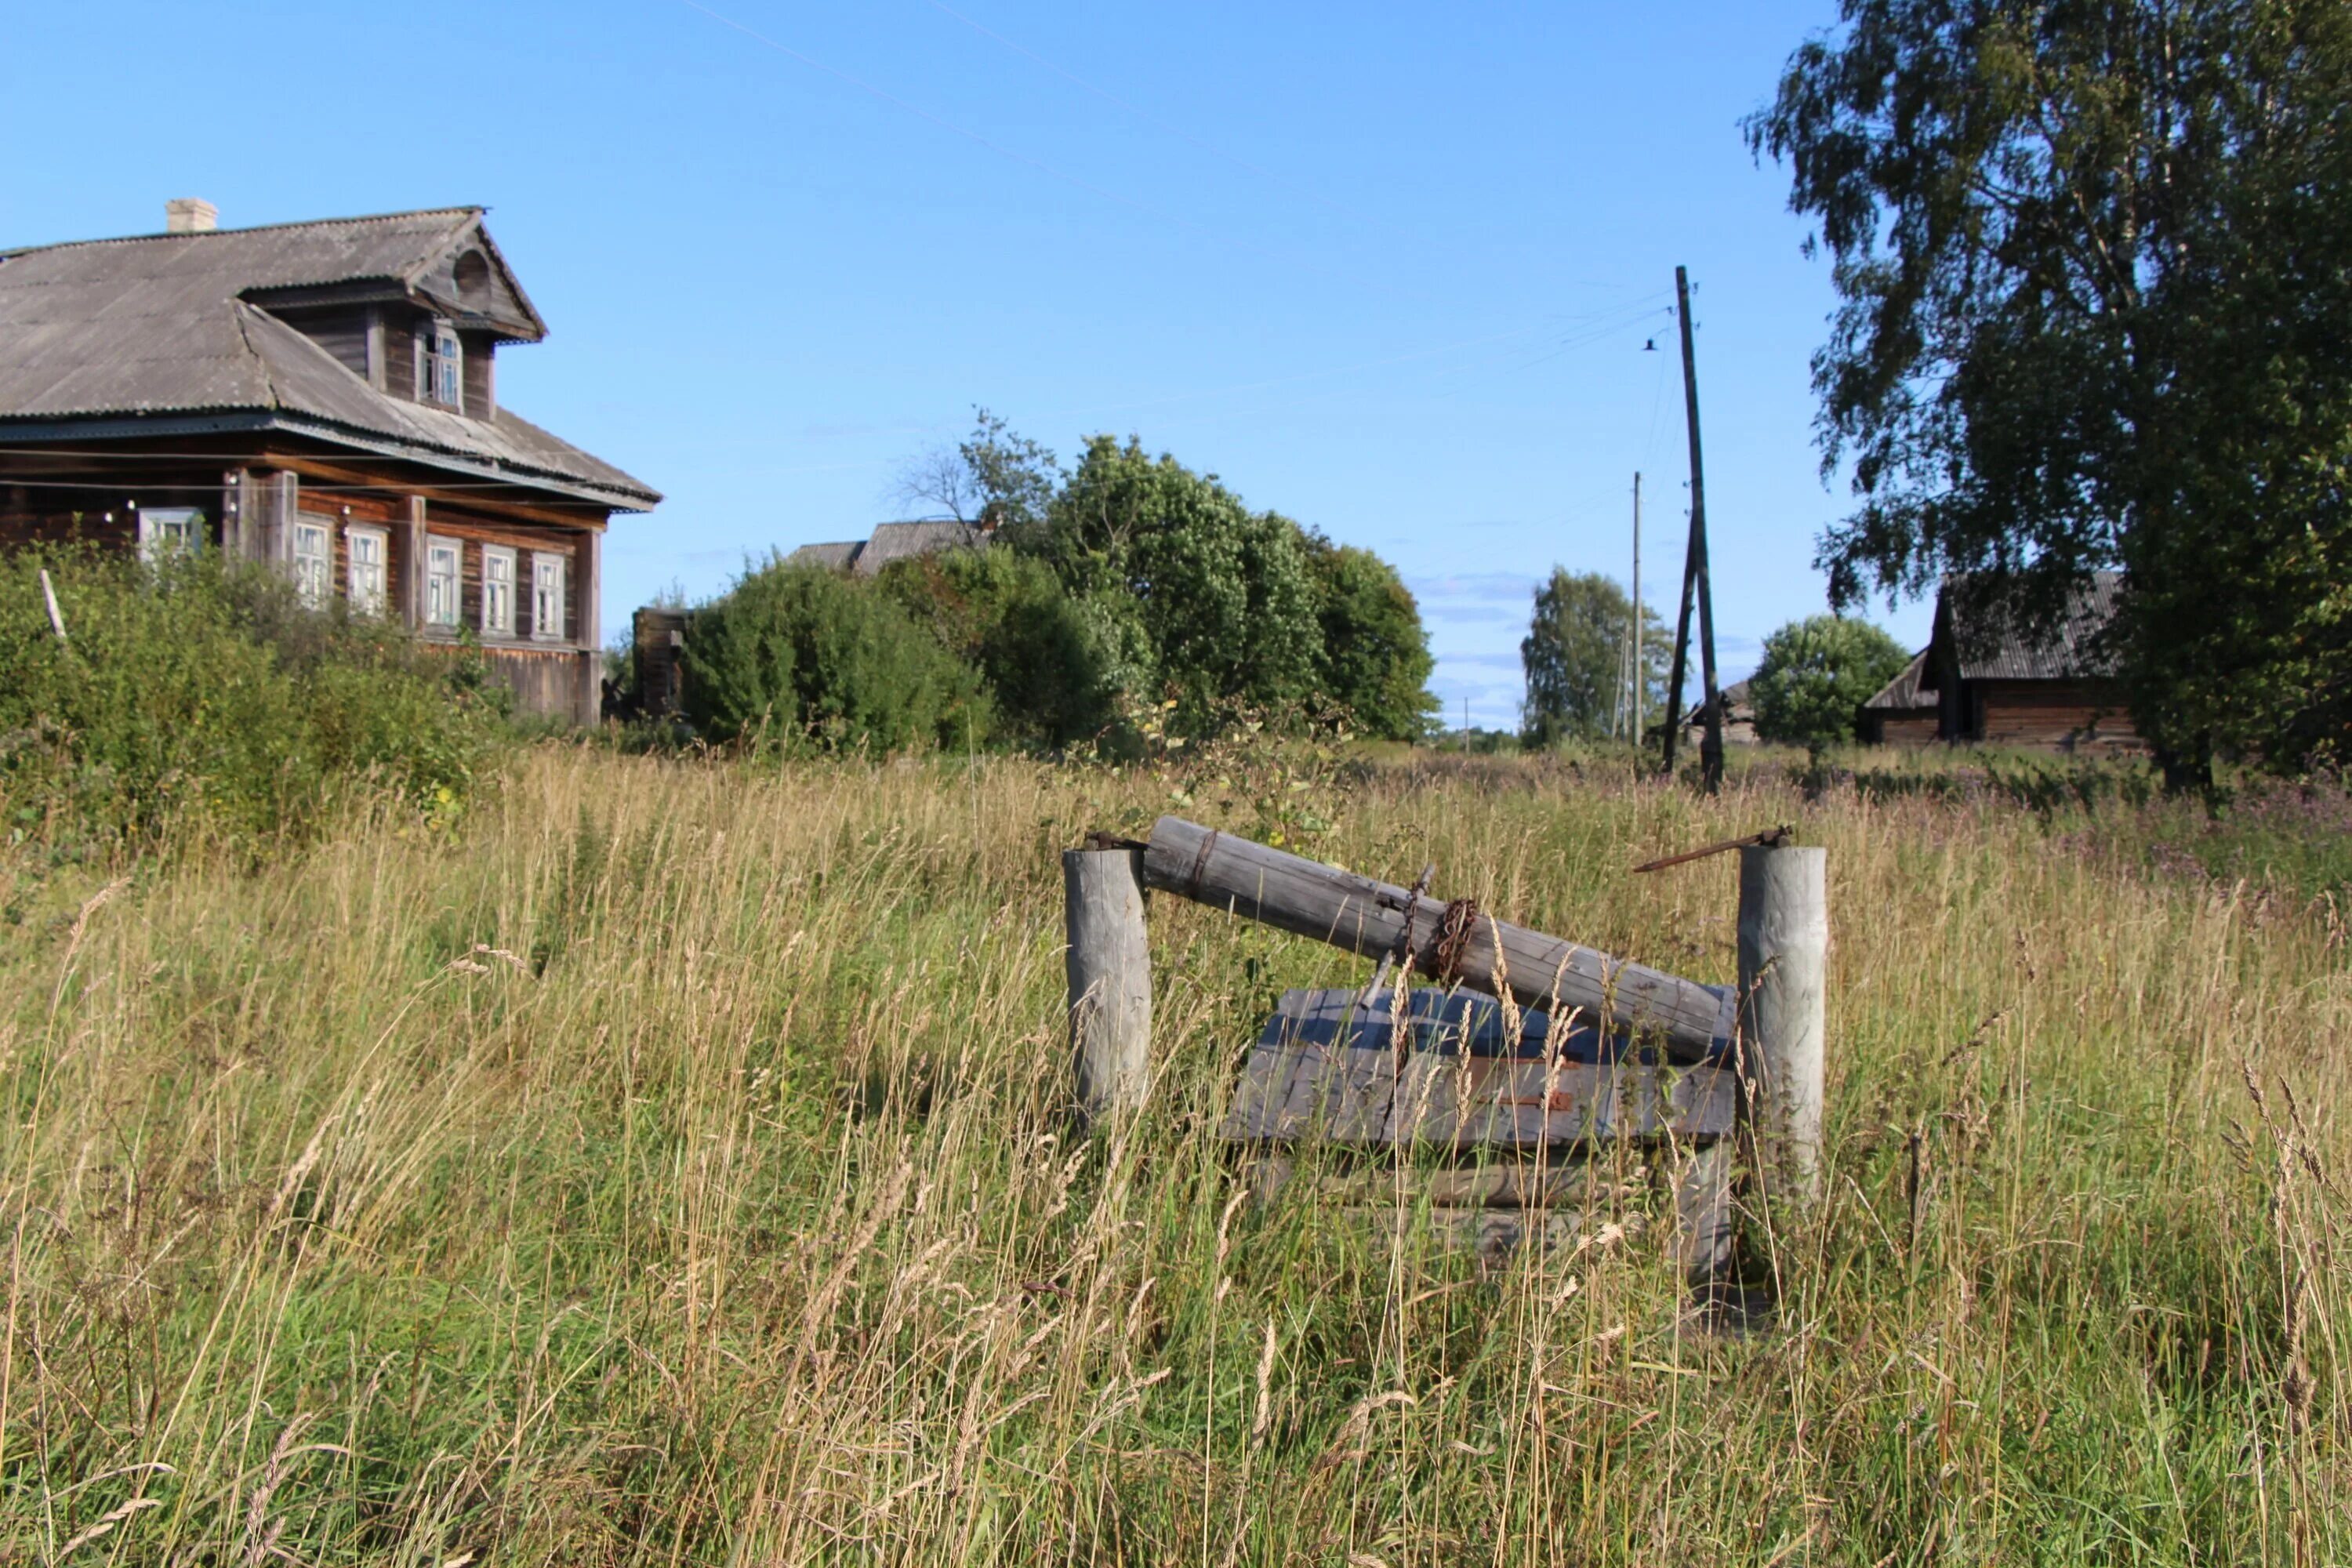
xmin=165 ymin=198 xmax=218 ymax=234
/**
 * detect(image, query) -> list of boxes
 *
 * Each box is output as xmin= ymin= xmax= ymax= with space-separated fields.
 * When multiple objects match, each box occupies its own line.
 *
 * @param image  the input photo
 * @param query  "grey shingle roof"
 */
xmin=784 ymin=540 xmax=864 ymax=570
xmin=1860 ymin=648 xmax=1935 ymax=713
xmin=851 ymin=520 xmax=985 ymax=575
xmin=1944 ymin=572 xmax=2122 ymax=681
xmin=0 ymin=209 xmax=655 ymax=506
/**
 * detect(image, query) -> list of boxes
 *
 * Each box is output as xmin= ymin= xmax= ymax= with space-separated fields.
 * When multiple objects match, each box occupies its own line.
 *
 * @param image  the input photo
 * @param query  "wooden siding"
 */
xmin=474 ymin=645 xmax=599 ymax=724
xmin=1972 ymin=683 xmax=2144 ymax=754
xmin=461 ymin=332 xmax=495 ymax=420
xmin=276 ymin=306 xmax=372 ymax=379
xmin=412 ymin=510 xmax=586 ymax=649
xmin=634 ymin=606 xmax=689 ymax=716
xmin=1869 ymin=714 xmax=1940 ymax=746
xmin=0 ymin=511 xmax=141 ymax=550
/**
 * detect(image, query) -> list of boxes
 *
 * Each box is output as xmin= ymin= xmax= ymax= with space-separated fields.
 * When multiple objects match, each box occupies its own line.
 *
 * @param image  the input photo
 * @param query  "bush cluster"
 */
xmin=676 ymin=426 xmax=1439 ymax=753
xmin=1 ymin=546 xmax=501 ymax=855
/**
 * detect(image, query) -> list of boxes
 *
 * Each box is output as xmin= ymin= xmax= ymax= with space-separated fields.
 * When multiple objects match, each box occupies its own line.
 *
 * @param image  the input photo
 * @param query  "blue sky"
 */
xmin=3 ymin=0 xmax=1929 ymax=727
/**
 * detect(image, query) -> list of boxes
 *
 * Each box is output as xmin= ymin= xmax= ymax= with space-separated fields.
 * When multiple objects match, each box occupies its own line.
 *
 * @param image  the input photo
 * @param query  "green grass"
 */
xmin=2 ymin=744 xmax=2345 ymax=1563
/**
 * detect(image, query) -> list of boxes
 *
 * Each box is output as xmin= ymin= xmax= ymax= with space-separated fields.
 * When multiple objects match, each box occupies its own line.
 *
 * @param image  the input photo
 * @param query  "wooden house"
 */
xmin=0 ymin=200 xmax=659 ymax=723
xmin=1919 ymin=572 xmax=2143 ymax=754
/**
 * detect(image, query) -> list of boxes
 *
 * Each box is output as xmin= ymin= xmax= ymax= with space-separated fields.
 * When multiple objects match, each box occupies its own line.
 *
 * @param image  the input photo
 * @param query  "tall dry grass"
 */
xmin=1 ymin=743 xmax=2345 ymax=1564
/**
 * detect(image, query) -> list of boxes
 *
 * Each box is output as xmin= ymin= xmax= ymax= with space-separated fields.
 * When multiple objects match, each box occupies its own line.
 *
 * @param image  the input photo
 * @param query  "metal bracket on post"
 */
xmin=1065 ymin=844 xmax=1152 ymax=1130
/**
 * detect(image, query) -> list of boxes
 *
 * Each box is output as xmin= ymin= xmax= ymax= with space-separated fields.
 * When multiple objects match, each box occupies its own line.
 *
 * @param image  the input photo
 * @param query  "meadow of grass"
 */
xmin=2 ymin=742 xmax=2345 ymax=1564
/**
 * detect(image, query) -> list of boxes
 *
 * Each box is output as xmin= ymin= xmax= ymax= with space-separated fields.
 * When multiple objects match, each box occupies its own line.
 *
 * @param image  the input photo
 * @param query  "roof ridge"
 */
xmin=1 ymin=206 xmax=485 ymax=259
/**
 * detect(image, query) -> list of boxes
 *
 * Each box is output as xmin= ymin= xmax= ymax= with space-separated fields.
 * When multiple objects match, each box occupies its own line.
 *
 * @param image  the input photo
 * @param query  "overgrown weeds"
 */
xmin=0 ymin=546 xmax=502 ymax=864
xmin=0 ymin=745 xmax=2344 ymax=1563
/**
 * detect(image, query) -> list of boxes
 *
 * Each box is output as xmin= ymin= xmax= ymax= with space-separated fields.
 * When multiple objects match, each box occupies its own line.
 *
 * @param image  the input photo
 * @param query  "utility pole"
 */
xmin=1660 ymin=266 xmax=1723 ymax=792
xmin=1631 ymin=471 xmax=1642 ymax=749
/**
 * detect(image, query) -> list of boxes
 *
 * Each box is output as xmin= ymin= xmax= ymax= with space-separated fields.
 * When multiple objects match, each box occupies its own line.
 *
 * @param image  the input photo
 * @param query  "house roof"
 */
xmin=1682 ymin=678 xmax=1753 ymax=727
xmin=1860 ymin=648 xmax=1936 ymax=713
xmin=1931 ymin=572 xmax=2122 ymax=685
xmin=852 ymin=519 xmax=984 ymax=575
xmin=783 ymin=540 xmax=863 ymax=570
xmin=0 ymin=209 xmax=657 ymax=508
xmin=782 ymin=520 xmax=986 ymax=575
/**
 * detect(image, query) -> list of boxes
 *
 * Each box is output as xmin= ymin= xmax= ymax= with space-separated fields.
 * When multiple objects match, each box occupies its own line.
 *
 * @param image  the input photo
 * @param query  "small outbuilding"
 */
xmin=1920 ymin=572 xmax=2143 ymax=754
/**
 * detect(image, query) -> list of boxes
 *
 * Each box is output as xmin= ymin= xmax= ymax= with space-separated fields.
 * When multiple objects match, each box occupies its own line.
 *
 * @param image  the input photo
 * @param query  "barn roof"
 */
xmin=0 ymin=208 xmax=657 ymax=508
xmin=782 ymin=520 xmax=987 ymax=575
xmin=1860 ymin=648 xmax=1936 ymax=714
xmin=853 ymin=519 xmax=985 ymax=574
xmin=783 ymin=540 xmax=863 ymax=571
xmin=1931 ymin=572 xmax=2123 ymax=685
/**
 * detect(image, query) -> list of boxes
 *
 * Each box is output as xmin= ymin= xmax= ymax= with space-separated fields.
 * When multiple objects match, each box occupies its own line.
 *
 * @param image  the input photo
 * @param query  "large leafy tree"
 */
xmin=1521 ymin=569 xmax=1666 ymax=747
xmin=1023 ymin=436 xmax=1323 ymax=731
xmin=1300 ymin=535 xmax=1439 ymax=741
xmin=877 ymin=546 xmax=1114 ymax=747
xmin=1751 ymin=0 xmax=2352 ymax=781
xmin=1750 ymin=614 xmax=1910 ymax=754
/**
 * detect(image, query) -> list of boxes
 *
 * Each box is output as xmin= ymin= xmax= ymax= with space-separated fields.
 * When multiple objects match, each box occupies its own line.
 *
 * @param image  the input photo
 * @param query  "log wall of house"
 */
xmin=461 ymin=333 xmax=495 ymax=420
xmin=1970 ymin=683 xmax=2143 ymax=754
xmin=419 ymin=508 xmax=583 ymax=646
xmin=1864 ymin=713 xmax=1940 ymax=746
xmin=470 ymin=646 xmax=600 ymax=727
xmin=276 ymin=306 xmax=373 ymax=379
xmin=0 ymin=510 xmax=147 ymax=551
xmin=2 ymin=460 xmax=608 ymax=726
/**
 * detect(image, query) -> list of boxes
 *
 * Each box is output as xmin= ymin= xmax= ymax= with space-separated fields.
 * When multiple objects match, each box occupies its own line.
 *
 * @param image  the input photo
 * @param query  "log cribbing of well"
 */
xmin=1138 ymin=815 xmax=1731 ymax=1062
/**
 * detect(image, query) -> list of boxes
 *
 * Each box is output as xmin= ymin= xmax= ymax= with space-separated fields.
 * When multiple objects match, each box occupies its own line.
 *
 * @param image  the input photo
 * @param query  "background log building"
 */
xmin=1921 ymin=572 xmax=2142 ymax=754
xmin=0 ymin=201 xmax=658 ymax=723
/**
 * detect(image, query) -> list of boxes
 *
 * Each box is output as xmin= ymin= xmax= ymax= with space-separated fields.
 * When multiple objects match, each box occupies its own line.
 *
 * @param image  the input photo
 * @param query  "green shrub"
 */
xmin=877 ymin=547 xmax=1113 ymax=748
xmin=1750 ymin=613 xmax=1911 ymax=753
xmin=0 ymin=546 xmax=498 ymax=855
xmin=681 ymin=557 xmax=986 ymax=750
xmin=1301 ymin=536 xmax=1438 ymax=742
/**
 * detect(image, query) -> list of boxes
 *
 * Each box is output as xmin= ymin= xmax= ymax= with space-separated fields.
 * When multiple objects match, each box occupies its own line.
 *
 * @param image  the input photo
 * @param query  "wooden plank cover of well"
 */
xmin=1221 ymin=989 xmax=1736 ymax=1147
xmin=1145 ymin=816 xmax=1733 ymax=1060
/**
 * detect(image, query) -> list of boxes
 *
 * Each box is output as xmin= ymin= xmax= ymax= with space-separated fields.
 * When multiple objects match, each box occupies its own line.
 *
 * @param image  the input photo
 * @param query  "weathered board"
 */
xmin=1145 ymin=817 xmax=1735 ymax=1060
xmin=1220 ymin=989 xmax=1736 ymax=1148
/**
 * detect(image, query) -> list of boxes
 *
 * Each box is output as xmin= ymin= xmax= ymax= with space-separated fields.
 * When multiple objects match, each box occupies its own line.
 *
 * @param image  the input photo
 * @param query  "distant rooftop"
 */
xmin=783 ymin=518 xmax=987 ymax=575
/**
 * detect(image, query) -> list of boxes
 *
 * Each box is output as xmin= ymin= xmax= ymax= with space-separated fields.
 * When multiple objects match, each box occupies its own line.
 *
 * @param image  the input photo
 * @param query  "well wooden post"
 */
xmin=1064 ymin=847 xmax=1152 ymax=1127
xmin=1737 ymin=844 xmax=1827 ymax=1206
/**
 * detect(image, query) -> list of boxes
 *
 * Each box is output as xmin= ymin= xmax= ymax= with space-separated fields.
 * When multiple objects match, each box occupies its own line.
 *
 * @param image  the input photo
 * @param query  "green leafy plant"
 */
xmin=1751 ymin=0 xmax=2352 ymax=783
xmin=0 ymin=545 xmax=496 ymax=855
xmin=681 ymin=556 xmax=987 ymax=751
xmin=1750 ymin=613 xmax=1910 ymax=755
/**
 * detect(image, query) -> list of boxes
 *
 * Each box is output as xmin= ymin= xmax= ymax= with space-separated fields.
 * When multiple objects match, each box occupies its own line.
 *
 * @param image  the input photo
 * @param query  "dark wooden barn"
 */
xmin=0 ymin=200 xmax=659 ymax=724
xmin=1919 ymin=572 xmax=2143 ymax=754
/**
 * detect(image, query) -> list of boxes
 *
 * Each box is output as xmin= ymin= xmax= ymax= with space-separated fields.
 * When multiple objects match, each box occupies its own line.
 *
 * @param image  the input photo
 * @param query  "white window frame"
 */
xmin=136 ymin=506 xmax=205 ymax=562
xmin=424 ymin=320 xmax=463 ymax=408
xmin=481 ymin=546 xmax=516 ymax=637
xmin=424 ymin=536 xmax=463 ymax=629
xmin=346 ymin=524 xmax=389 ymax=617
xmin=530 ymin=551 xmax=568 ymax=643
xmin=291 ymin=517 xmax=334 ymax=608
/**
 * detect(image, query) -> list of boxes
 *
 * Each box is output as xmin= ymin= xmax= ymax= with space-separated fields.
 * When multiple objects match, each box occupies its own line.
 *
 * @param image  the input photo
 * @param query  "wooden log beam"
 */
xmin=1142 ymin=816 xmax=1730 ymax=1060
